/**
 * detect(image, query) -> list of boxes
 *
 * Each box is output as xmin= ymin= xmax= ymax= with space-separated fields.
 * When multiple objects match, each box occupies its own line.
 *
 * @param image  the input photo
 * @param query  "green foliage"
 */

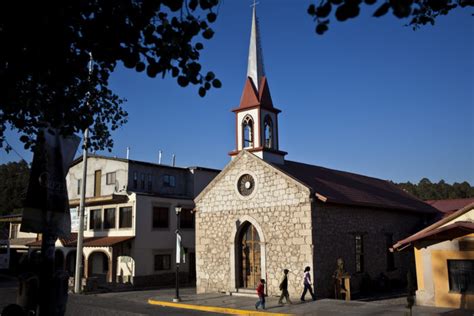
xmin=0 ymin=0 xmax=221 ymax=152
xmin=308 ymin=0 xmax=473 ymax=35
xmin=0 ymin=161 xmax=30 ymax=216
xmin=395 ymin=178 xmax=474 ymax=200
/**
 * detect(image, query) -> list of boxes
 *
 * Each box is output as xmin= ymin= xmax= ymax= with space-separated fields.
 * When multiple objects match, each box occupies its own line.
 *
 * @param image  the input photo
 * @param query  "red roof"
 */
xmin=393 ymin=202 xmax=474 ymax=250
xmin=425 ymin=198 xmax=474 ymax=215
xmin=27 ymin=235 xmax=133 ymax=248
xmin=274 ymin=160 xmax=436 ymax=213
xmin=395 ymin=221 xmax=474 ymax=245
xmin=234 ymin=76 xmax=280 ymax=113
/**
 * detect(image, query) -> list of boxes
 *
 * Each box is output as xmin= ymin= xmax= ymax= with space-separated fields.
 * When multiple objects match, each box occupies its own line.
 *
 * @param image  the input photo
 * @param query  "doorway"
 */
xmin=238 ymin=222 xmax=261 ymax=289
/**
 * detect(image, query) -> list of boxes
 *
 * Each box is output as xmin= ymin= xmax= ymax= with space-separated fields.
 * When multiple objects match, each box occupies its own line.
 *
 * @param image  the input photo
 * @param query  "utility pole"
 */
xmin=74 ymin=52 xmax=93 ymax=294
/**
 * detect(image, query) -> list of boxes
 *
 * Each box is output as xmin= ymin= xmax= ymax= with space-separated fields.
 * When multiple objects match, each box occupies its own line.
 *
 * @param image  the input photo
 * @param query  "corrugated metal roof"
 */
xmin=426 ymin=198 xmax=474 ymax=214
xmin=274 ymin=160 xmax=436 ymax=213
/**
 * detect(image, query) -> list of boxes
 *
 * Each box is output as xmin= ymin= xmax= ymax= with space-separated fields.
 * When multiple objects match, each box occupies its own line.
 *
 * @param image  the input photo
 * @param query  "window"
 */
xmin=153 ymin=207 xmax=169 ymax=228
xmin=119 ymin=207 xmax=132 ymax=228
xmin=141 ymin=173 xmax=145 ymax=189
xmin=154 ymin=254 xmax=171 ymax=271
xmin=355 ymin=234 xmax=364 ymax=273
xmin=94 ymin=170 xmax=101 ymax=197
xmin=106 ymin=172 xmax=116 ymax=185
xmin=264 ymin=115 xmax=273 ymax=149
xmin=448 ymin=260 xmax=474 ymax=293
xmin=77 ymin=179 xmax=81 ymax=195
xmin=163 ymin=175 xmax=176 ymax=187
xmin=10 ymin=224 xmax=19 ymax=239
xmin=386 ymin=234 xmax=395 ymax=271
xmin=242 ymin=115 xmax=254 ymax=148
xmin=104 ymin=208 xmax=116 ymax=229
xmin=147 ymin=174 xmax=153 ymax=191
xmin=133 ymin=172 xmax=138 ymax=189
xmin=180 ymin=208 xmax=194 ymax=229
xmin=90 ymin=209 xmax=102 ymax=230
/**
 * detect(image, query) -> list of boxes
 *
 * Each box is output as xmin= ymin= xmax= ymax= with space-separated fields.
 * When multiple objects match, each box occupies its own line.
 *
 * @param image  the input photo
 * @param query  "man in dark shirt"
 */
xmin=278 ymin=269 xmax=292 ymax=305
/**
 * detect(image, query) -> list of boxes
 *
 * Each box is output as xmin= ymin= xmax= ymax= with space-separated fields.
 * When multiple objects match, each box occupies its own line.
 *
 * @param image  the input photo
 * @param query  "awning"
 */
xmin=27 ymin=235 xmax=134 ymax=248
xmin=393 ymin=221 xmax=474 ymax=251
xmin=69 ymin=194 xmax=129 ymax=207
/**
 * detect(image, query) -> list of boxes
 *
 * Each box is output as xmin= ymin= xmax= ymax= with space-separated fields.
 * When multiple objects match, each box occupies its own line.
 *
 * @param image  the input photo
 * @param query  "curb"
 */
xmin=148 ymin=299 xmax=294 ymax=316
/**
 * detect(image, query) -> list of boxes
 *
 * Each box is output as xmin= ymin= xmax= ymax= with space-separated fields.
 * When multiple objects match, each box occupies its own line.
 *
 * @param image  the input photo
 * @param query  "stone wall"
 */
xmin=195 ymin=152 xmax=313 ymax=298
xmin=312 ymin=202 xmax=428 ymax=298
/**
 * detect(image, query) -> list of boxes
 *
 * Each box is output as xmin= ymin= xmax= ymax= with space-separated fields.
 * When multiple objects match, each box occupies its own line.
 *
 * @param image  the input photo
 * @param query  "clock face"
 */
xmin=237 ymin=174 xmax=255 ymax=196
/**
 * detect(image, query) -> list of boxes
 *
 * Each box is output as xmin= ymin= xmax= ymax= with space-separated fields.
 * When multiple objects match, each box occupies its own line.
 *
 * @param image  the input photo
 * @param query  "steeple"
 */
xmin=247 ymin=5 xmax=265 ymax=93
xmin=229 ymin=4 xmax=287 ymax=164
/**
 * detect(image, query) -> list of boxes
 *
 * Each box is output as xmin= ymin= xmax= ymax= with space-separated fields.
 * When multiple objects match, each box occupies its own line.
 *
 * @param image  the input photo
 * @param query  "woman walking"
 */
xmin=300 ymin=266 xmax=316 ymax=301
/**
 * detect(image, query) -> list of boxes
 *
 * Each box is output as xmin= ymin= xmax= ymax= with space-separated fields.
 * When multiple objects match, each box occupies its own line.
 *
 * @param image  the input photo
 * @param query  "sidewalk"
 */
xmin=146 ymin=288 xmax=473 ymax=316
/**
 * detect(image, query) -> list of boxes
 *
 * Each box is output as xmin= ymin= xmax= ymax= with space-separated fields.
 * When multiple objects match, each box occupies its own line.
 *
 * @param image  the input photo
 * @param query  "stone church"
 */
xmin=194 ymin=7 xmax=436 ymax=298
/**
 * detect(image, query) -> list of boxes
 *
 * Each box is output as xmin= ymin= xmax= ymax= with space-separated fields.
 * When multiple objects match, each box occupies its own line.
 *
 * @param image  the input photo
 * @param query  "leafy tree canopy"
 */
xmin=395 ymin=178 xmax=474 ymax=200
xmin=308 ymin=0 xmax=473 ymax=35
xmin=0 ymin=0 xmax=221 ymax=152
xmin=0 ymin=161 xmax=30 ymax=216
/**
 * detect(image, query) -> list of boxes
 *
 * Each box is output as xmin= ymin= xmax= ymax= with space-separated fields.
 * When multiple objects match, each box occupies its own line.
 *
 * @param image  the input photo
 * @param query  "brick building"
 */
xmin=194 ymin=6 xmax=437 ymax=299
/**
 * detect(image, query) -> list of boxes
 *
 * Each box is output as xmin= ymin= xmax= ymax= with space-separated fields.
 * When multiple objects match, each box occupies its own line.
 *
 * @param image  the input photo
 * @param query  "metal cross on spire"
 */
xmin=247 ymin=0 xmax=265 ymax=93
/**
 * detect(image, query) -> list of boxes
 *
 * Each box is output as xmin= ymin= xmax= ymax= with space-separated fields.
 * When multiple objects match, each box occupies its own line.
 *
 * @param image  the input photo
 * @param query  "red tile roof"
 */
xmin=394 ymin=221 xmax=474 ymax=246
xmin=27 ymin=235 xmax=133 ymax=248
xmin=425 ymin=198 xmax=474 ymax=215
xmin=393 ymin=202 xmax=474 ymax=250
xmin=274 ymin=160 xmax=436 ymax=213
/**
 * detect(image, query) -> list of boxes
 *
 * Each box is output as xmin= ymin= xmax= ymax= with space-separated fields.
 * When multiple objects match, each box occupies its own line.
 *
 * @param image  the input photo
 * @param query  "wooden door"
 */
xmin=239 ymin=223 xmax=261 ymax=289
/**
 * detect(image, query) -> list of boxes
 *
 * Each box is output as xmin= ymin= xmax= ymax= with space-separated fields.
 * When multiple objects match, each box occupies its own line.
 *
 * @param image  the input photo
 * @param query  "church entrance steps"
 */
xmin=230 ymin=288 xmax=258 ymax=298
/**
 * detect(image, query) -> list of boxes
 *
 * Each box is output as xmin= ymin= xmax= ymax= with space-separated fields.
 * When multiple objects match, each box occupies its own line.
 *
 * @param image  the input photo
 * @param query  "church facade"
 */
xmin=194 ymin=7 xmax=436 ymax=298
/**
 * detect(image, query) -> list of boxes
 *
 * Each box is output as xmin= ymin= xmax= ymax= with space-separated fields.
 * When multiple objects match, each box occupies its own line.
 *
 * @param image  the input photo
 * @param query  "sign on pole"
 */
xmin=21 ymin=128 xmax=80 ymax=237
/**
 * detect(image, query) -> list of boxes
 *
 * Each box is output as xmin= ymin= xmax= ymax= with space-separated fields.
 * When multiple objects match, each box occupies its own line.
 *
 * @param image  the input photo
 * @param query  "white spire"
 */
xmin=247 ymin=4 xmax=265 ymax=93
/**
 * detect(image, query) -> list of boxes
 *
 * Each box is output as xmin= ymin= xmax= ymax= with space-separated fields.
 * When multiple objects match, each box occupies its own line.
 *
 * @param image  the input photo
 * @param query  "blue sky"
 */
xmin=2 ymin=1 xmax=473 ymax=184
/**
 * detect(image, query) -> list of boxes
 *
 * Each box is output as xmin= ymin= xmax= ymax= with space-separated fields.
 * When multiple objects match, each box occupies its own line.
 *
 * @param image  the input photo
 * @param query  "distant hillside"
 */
xmin=394 ymin=178 xmax=474 ymax=201
xmin=0 ymin=161 xmax=472 ymax=214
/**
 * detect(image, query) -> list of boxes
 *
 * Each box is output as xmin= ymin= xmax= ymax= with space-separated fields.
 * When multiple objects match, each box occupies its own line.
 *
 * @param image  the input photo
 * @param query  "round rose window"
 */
xmin=237 ymin=174 xmax=255 ymax=196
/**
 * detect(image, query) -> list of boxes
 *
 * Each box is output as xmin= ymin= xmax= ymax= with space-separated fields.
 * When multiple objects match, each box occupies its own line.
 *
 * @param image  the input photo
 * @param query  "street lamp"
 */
xmin=173 ymin=205 xmax=182 ymax=303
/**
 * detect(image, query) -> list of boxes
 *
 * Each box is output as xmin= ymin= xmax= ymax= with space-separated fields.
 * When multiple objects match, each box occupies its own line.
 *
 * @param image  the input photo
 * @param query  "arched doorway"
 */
xmin=88 ymin=252 xmax=110 ymax=283
xmin=238 ymin=222 xmax=261 ymax=289
xmin=66 ymin=251 xmax=76 ymax=276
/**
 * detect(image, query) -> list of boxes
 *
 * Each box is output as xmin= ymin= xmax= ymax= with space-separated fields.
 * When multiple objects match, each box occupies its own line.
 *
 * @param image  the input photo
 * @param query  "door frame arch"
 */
xmin=229 ymin=215 xmax=266 ymax=291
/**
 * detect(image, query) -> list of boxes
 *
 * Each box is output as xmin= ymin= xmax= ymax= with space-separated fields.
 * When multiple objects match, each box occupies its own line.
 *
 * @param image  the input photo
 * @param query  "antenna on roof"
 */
xmin=126 ymin=147 xmax=130 ymax=160
xmin=158 ymin=150 xmax=162 ymax=164
xmin=172 ymin=154 xmax=176 ymax=167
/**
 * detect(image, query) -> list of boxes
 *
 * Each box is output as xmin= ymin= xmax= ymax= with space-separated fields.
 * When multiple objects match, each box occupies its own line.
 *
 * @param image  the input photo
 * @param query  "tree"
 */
xmin=0 ymin=161 xmax=30 ymax=215
xmin=308 ymin=0 xmax=473 ymax=35
xmin=396 ymin=178 xmax=474 ymax=200
xmin=0 ymin=0 xmax=221 ymax=152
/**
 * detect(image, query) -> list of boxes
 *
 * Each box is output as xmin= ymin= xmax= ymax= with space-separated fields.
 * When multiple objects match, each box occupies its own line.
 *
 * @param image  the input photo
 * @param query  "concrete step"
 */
xmin=230 ymin=288 xmax=258 ymax=298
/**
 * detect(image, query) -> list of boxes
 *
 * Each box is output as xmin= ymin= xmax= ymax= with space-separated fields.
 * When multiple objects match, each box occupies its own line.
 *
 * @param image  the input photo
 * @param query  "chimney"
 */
xmin=172 ymin=154 xmax=176 ymax=167
xmin=126 ymin=147 xmax=130 ymax=160
xmin=158 ymin=150 xmax=162 ymax=164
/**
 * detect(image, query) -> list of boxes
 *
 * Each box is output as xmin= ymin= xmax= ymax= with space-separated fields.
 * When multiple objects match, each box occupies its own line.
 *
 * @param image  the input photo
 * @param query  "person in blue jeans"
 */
xmin=255 ymin=279 xmax=266 ymax=310
xmin=300 ymin=266 xmax=316 ymax=301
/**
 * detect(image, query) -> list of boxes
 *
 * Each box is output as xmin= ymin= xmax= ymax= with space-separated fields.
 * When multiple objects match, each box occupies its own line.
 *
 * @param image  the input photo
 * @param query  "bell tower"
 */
xmin=229 ymin=5 xmax=287 ymax=164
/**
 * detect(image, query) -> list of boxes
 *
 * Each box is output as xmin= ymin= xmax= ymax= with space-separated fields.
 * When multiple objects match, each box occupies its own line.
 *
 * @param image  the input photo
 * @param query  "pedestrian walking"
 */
xmin=255 ymin=279 xmax=266 ymax=310
xmin=278 ymin=269 xmax=293 ymax=305
xmin=300 ymin=266 xmax=316 ymax=301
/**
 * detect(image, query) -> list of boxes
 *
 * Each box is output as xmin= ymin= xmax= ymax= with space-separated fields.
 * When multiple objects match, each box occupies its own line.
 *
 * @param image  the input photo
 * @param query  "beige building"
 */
xmin=28 ymin=155 xmax=218 ymax=287
xmin=194 ymin=7 xmax=437 ymax=299
xmin=393 ymin=203 xmax=474 ymax=309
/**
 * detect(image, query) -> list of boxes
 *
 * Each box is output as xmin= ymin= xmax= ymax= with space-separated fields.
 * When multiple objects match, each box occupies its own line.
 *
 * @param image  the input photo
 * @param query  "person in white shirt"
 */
xmin=300 ymin=266 xmax=316 ymax=301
